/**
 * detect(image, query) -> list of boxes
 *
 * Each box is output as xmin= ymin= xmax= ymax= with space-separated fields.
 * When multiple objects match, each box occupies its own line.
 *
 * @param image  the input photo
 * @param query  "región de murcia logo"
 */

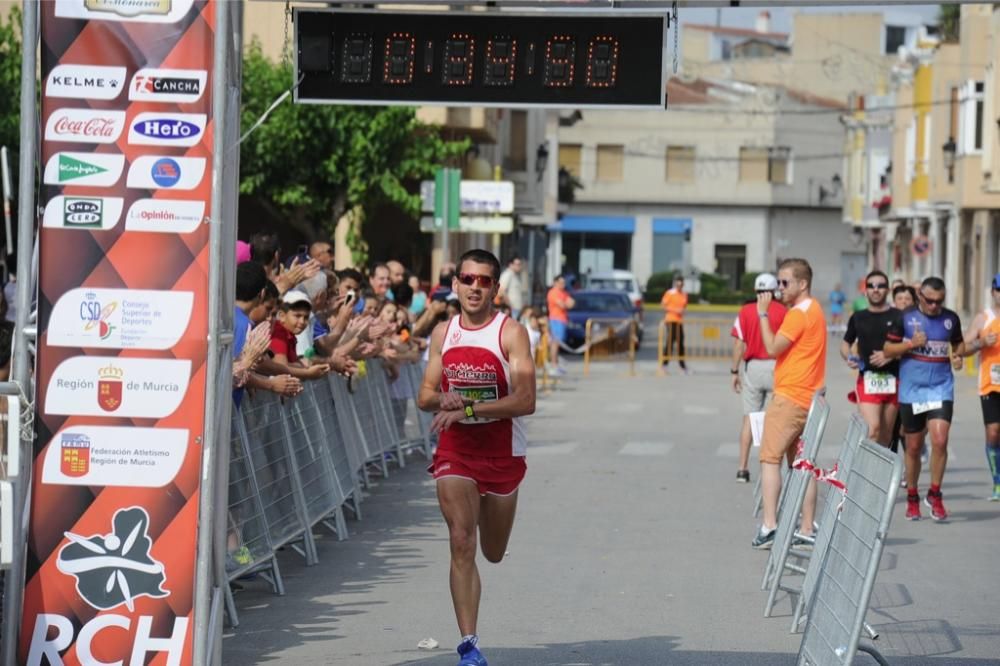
xmin=56 ymin=507 xmax=168 ymax=611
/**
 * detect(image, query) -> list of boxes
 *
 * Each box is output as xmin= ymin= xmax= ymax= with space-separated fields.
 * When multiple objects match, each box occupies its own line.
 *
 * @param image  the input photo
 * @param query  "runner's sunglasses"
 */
xmin=457 ymin=273 xmax=495 ymax=288
xmin=920 ymin=292 xmax=944 ymax=305
xmin=866 ymin=282 xmax=888 ymax=289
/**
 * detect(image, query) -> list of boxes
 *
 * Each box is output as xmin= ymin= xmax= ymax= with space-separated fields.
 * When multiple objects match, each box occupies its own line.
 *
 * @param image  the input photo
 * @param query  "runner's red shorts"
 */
xmin=855 ymin=374 xmax=899 ymax=405
xmin=428 ymin=451 xmax=527 ymax=496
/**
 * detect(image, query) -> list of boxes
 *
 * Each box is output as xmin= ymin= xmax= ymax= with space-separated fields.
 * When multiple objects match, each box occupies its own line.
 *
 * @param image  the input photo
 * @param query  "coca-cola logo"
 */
xmin=45 ymin=109 xmax=125 ymax=145
xmin=53 ymin=116 xmax=119 ymax=137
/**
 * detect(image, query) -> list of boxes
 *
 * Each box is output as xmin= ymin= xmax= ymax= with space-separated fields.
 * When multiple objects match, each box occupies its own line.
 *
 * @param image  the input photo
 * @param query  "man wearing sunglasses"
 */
xmin=957 ymin=273 xmax=1000 ymax=502
xmin=418 ymin=249 xmax=536 ymax=666
xmin=884 ymin=276 xmax=967 ymax=521
xmin=841 ymin=270 xmax=901 ymax=446
xmin=752 ymin=258 xmax=826 ymax=549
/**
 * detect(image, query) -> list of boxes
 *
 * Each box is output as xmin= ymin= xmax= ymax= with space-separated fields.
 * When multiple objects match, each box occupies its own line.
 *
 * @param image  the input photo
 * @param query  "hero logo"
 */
xmin=46 ymin=64 xmax=126 ymax=100
xmin=128 ymin=113 xmax=206 ymax=147
xmin=44 ymin=109 xmax=126 ymax=145
xmin=129 ymin=68 xmax=207 ymax=104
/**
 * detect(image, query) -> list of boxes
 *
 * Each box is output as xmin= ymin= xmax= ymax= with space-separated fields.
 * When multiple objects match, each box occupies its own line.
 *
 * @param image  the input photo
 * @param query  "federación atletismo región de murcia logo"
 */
xmin=56 ymin=506 xmax=168 ymax=611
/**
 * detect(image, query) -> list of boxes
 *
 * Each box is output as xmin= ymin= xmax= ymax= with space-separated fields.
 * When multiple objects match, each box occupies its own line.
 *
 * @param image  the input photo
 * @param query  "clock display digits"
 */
xmin=484 ymin=36 xmax=518 ymax=87
xmin=443 ymin=33 xmax=476 ymax=86
xmin=341 ymin=33 xmax=373 ymax=84
xmin=383 ymin=32 xmax=416 ymax=85
xmin=543 ymin=36 xmax=576 ymax=88
xmin=585 ymin=35 xmax=619 ymax=88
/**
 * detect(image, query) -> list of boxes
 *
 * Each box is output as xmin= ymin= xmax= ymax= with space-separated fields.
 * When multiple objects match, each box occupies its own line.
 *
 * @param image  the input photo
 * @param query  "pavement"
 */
xmin=222 ymin=313 xmax=1000 ymax=665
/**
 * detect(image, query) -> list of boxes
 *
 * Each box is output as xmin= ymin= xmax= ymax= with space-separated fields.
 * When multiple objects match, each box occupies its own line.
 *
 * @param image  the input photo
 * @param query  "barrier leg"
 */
xmin=857 ymin=643 xmax=890 ymax=666
xmin=224 ymin=582 xmax=239 ymax=628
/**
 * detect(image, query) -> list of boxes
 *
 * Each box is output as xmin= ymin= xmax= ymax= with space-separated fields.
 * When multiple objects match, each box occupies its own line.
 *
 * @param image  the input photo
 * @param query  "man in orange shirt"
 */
xmin=752 ymin=258 xmax=827 ymax=549
xmin=546 ymin=275 xmax=575 ymax=376
xmin=661 ymin=275 xmax=689 ymax=373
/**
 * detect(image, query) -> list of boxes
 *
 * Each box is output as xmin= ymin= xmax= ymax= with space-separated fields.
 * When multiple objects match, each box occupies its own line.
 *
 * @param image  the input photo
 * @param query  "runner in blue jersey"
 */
xmin=885 ymin=277 xmax=968 ymax=521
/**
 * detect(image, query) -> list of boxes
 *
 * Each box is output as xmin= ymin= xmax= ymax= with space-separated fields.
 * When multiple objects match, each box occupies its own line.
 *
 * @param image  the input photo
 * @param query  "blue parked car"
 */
xmin=563 ymin=290 xmax=644 ymax=353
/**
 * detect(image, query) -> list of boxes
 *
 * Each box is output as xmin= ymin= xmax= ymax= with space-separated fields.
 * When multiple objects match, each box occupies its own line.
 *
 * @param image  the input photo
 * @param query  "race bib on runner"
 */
xmin=991 ymin=364 xmax=1000 ymax=386
xmin=912 ymin=400 xmax=943 ymax=415
xmin=450 ymin=385 xmax=499 ymax=424
xmin=863 ymin=371 xmax=896 ymax=395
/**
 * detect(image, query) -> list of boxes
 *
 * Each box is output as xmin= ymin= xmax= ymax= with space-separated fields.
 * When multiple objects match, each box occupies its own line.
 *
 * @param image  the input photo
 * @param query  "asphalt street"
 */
xmin=222 ymin=312 xmax=1000 ymax=665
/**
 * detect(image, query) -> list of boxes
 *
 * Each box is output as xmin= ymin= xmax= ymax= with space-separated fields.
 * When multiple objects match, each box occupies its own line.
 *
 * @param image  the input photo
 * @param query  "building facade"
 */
xmin=554 ymin=77 xmax=862 ymax=302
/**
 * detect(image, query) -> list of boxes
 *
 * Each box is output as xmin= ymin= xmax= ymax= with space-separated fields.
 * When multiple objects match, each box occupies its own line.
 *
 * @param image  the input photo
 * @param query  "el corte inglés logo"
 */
xmin=59 ymin=154 xmax=108 ymax=183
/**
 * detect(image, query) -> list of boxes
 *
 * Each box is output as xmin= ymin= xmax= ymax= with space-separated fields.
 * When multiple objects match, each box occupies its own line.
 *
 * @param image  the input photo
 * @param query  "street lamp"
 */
xmin=535 ymin=143 xmax=549 ymax=182
xmin=942 ymin=136 xmax=957 ymax=184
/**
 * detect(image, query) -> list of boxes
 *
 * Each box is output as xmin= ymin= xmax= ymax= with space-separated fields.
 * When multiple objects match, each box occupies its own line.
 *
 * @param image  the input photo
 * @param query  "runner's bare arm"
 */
xmin=417 ymin=322 xmax=466 ymax=413
xmin=958 ymin=312 xmax=988 ymax=356
xmin=469 ymin=320 xmax=536 ymax=420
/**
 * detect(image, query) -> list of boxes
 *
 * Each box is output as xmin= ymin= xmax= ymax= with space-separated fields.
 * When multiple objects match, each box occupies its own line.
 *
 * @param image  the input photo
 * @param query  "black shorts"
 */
xmin=900 ymin=401 xmax=954 ymax=434
xmin=981 ymin=392 xmax=1000 ymax=425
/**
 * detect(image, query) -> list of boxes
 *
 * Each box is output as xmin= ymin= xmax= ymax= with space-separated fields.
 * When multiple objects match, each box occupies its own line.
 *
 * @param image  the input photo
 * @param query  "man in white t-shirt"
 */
xmin=497 ymin=255 xmax=525 ymax=320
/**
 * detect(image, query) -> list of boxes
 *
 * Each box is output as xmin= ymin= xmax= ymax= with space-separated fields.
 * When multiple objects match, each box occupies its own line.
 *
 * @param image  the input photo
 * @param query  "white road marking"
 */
xmin=620 ymin=442 xmax=674 ymax=456
xmin=715 ymin=443 xmax=740 ymax=457
xmin=608 ymin=403 xmax=643 ymax=414
xmin=683 ymin=405 xmax=720 ymax=416
xmin=530 ymin=442 xmax=580 ymax=455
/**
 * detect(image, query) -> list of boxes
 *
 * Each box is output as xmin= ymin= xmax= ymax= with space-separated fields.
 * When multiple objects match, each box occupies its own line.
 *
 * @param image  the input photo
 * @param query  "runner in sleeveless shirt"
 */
xmin=418 ymin=249 xmax=536 ymax=666
xmin=959 ymin=273 xmax=1000 ymax=501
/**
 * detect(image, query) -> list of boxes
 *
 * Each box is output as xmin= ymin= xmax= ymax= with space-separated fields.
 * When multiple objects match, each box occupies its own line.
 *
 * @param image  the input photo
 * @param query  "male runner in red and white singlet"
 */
xmin=419 ymin=249 xmax=536 ymax=666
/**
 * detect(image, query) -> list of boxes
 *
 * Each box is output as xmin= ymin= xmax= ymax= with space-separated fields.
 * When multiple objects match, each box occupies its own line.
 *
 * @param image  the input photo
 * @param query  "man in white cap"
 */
xmin=729 ymin=273 xmax=786 ymax=482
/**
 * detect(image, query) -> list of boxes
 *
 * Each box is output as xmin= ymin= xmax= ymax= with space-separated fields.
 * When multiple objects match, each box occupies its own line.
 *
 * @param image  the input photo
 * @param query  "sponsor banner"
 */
xmin=42 ymin=195 xmax=124 ymax=231
xmin=129 ymin=68 xmax=207 ymax=104
xmin=48 ymin=287 xmax=194 ymax=350
xmin=43 ymin=152 xmax=125 ymax=187
xmin=45 ymin=108 xmax=126 ymax=144
xmin=45 ymin=356 xmax=191 ymax=418
xmin=127 ymin=155 xmax=206 ymax=191
xmin=55 ymin=0 xmax=196 ymax=23
xmin=46 ymin=64 xmax=127 ymax=100
xmin=125 ymin=198 xmax=204 ymax=234
xmin=128 ymin=112 xmax=206 ymax=147
xmin=28 ymin=0 xmax=213 ymax=661
xmin=41 ymin=427 xmax=189 ymax=488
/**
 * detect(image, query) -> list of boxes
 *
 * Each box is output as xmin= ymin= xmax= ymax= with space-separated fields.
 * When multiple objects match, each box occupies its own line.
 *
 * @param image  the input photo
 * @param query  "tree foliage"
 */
xmin=0 ymin=5 xmax=22 ymax=155
xmin=938 ymin=4 xmax=959 ymax=43
xmin=239 ymin=41 xmax=468 ymax=260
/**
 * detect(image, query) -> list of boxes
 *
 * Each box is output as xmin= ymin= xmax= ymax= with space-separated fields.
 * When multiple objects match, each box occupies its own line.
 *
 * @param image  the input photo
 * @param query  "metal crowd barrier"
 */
xmin=797 ymin=440 xmax=903 ymax=666
xmin=657 ymin=318 xmax=733 ymax=368
xmin=224 ymin=360 xmax=431 ymax=627
xmin=792 ymin=414 xmax=866 ymax=634
xmin=582 ymin=317 xmax=637 ymax=377
xmin=762 ymin=393 xmax=830 ymax=615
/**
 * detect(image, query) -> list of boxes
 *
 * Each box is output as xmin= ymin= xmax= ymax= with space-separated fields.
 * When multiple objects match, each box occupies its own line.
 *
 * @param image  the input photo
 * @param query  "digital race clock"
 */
xmin=294 ymin=9 xmax=667 ymax=109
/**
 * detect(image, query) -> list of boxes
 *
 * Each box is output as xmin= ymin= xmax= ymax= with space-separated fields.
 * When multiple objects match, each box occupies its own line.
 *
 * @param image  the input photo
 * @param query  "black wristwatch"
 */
xmin=730 ymin=368 xmax=739 ymax=375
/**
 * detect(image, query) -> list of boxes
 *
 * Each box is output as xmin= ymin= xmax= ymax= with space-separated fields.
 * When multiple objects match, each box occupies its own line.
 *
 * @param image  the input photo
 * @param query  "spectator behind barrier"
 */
xmin=266 ymin=291 xmax=331 ymax=381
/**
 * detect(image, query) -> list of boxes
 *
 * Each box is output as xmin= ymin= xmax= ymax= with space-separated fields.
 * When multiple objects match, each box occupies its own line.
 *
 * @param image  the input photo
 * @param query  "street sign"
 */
xmin=422 ymin=179 xmax=515 ymax=214
xmin=434 ymin=168 xmax=461 ymax=230
xmin=295 ymin=9 xmax=667 ymax=109
xmin=421 ymin=216 xmax=514 ymax=234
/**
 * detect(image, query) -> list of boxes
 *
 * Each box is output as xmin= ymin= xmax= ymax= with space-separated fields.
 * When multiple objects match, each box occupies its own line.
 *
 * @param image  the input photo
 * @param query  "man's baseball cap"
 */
xmin=992 ymin=273 xmax=1000 ymax=289
xmin=282 ymin=290 xmax=312 ymax=307
xmin=755 ymin=273 xmax=778 ymax=291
